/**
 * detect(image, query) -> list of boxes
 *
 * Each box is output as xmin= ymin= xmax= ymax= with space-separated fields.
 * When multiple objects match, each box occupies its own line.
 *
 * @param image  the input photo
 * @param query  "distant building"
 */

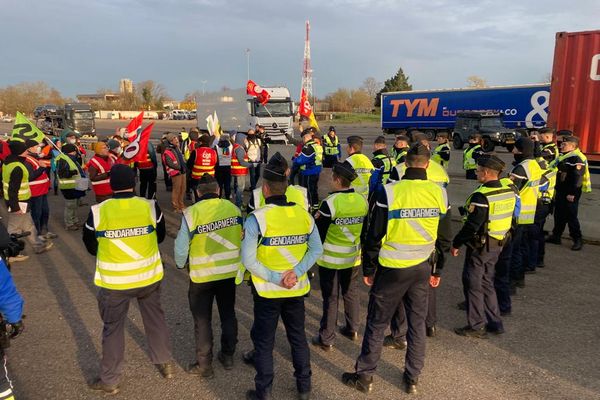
xmin=119 ymin=79 xmax=133 ymax=94
xmin=76 ymin=93 xmax=120 ymax=103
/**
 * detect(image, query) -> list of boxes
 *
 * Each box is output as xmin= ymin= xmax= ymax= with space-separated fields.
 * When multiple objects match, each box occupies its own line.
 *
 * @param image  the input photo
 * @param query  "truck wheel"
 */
xmin=505 ymin=144 xmax=515 ymax=152
xmin=482 ymin=138 xmax=495 ymax=152
xmin=453 ymin=134 xmax=464 ymax=150
xmin=424 ymin=130 xmax=436 ymax=141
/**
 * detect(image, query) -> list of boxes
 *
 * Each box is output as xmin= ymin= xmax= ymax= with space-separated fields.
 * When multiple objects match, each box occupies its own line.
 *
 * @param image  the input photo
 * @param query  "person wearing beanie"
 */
xmin=162 ymin=133 xmax=187 ymax=212
xmin=547 ymin=135 xmax=591 ymax=251
xmin=23 ymin=139 xmax=56 ymax=242
xmin=107 ymin=139 xmax=122 ymax=164
xmin=83 ymin=164 xmax=172 ymax=395
xmin=450 ymin=155 xmax=517 ymax=339
xmin=213 ymin=132 xmax=234 ymax=200
xmin=56 ymin=143 xmax=88 ymax=230
xmin=231 ymin=132 xmax=252 ymax=209
xmin=88 ymin=141 xmax=114 ymax=203
xmin=463 ymin=134 xmax=484 ymax=180
xmin=344 ymin=135 xmax=374 ymax=198
xmin=2 ymin=138 xmax=53 ymax=257
xmin=322 ymin=126 xmax=341 ymax=168
xmin=292 ymin=127 xmax=323 ymax=210
xmin=173 ymin=173 xmax=242 ymax=378
xmin=370 ymin=136 xmax=396 ymax=195
xmin=506 ymin=136 xmax=544 ymax=291
xmin=311 ymin=160 xmax=367 ymax=352
xmin=247 ymin=152 xmax=309 ymax=212
xmin=343 ymin=142 xmax=446 ymax=395
xmin=240 ymin=149 xmax=323 ymax=400
xmin=187 ymin=134 xmax=217 ymax=203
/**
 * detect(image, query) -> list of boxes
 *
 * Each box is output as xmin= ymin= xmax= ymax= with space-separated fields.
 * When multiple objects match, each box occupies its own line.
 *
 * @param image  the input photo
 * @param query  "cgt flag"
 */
xmin=125 ymin=111 xmax=144 ymax=142
xmin=122 ymin=122 xmax=154 ymax=163
xmin=247 ymin=80 xmax=271 ymax=105
xmin=11 ymin=111 xmax=46 ymax=143
xmin=299 ymin=89 xmax=320 ymax=131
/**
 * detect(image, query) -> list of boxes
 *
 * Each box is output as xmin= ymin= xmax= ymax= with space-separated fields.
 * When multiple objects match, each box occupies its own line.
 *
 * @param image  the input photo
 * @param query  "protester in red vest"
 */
xmin=136 ymin=142 xmax=158 ymax=199
xmin=162 ymin=133 xmax=187 ymax=212
xmin=231 ymin=132 xmax=253 ymax=208
xmin=88 ymin=142 xmax=114 ymax=203
xmin=187 ymin=135 xmax=217 ymax=203
xmin=24 ymin=140 xmax=57 ymax=241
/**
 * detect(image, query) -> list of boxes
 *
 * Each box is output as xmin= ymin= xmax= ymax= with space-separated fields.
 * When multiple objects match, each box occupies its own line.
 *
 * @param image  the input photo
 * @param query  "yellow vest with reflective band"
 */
xmin=183 ymin=198 xmax=242 ymax=283
xmin=346 ymin=153 xmax=374 ymax=197
xmin=431 ymin=143 xmax=450 ymax=169
xmin=323 ymin=135 xmax=340 ymax=156
xmin=513 ymin=159 xmax=543 ymax=225
xmin=553 ymin=149 xmax=592 ymax=193
xmin=463 ymin=144 xmax=481 ymax=170
xmin=56 ymin=154 xmax=81 ymax=190
xmin=542 ymin=142 xmax=559 ymax=163
xmin=249 ymin=203 xmax=313 ymax=298
xmin=2 ymin=161 xmax=31 ymax=201
xmin=538 ymin=158 xmax=557 ymax=202
xmin=465 ymin=182 xmax=516 ymax=241
xmin=252 ymin=185 xmax=309 ymax=211
xmin=300 ymin=140 xmax=323 ymax=170
xmin=392 ymin=147 xmax=408 ymax=164
xmin=317 ymin=191 xmax=368 ymax=269
xmin=92 ymin=197 xmax=163 ymax=290
xmin=373 ymin=153 xmax=396 ymax=184
xmin=393 ymin=161 xmax=449 ymax=191
xmin=379 ymin=180 xmax=447 ymax=268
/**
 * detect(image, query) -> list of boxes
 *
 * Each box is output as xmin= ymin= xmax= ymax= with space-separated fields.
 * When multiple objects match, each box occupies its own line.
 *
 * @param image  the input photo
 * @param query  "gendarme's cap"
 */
xmin=263 ymin=152 xmax=288 ymax=182
xmin=407 ymin=142 xmax=430 ymax=157
xmin=301 ymin=127 xmax=316 ymax=137
xmin=562 ymin=135 xmax=580 ymax=144
xmin=110 ymin=164 xmax=136 ymax=191
xmin=332 ymin=160 xmax=358 ymax=182
xmin=347 ymin=136 xmax=364 ymax=146
xmin=328 ymin=126 xmax=336 ymax=132
xmin=477 ymin=154 xmax=505 ymax=172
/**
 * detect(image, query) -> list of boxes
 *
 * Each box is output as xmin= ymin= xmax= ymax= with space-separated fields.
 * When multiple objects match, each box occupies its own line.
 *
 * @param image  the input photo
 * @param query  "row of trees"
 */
xmin=0 ymin=82 xmax=67 ymax=116
xmin=94 ymin=80 xmax=169 ymax=111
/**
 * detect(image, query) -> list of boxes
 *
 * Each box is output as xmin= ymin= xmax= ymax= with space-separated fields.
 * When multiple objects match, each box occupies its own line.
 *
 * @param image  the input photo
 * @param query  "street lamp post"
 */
xmin=245 ymin=48 xmax=250 ymax=82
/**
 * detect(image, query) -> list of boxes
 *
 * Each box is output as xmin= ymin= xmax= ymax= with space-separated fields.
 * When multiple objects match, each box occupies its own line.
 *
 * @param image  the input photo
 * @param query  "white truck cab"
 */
xmin=246 ymin=86 xmax=295 ymax=142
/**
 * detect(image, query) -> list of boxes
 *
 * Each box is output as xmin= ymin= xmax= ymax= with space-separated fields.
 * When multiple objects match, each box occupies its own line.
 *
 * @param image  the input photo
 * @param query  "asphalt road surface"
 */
xmin=2 ymin=119 xmax=600 ymax=399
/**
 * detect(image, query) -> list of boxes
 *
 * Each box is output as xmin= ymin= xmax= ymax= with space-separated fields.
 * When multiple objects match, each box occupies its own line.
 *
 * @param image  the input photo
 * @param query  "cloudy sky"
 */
xmin=1 ymin=0 xmax=599 ymax=100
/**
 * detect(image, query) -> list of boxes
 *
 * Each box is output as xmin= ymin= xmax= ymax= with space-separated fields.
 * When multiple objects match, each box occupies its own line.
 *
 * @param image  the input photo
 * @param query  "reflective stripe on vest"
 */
xmin=300 ymin=141 xmax=323 ymax=171
xmin=373 ymin=153 xmax=396 ymax=184
xmin=56 ymin=154 xmax=81 ymax=189
xmin=465 ymin=184 xmax=516 ymax=240
xmin=392 ymin=148 xmax=407 ymax=164
xmin=392 ymin=161 xmax=449 ymax=199
xmin=137 ymin=151 xmax=154 ymax=169
xmin=183 ymin=198 xmax=242 ymax=283
xmin=2 ymin=161 xmax=31 ymax=201
xmin=252 ymin=185 xmax=309 ymax=211
xmin=431 ymin=143 xmax=450 ymax=169
xmin=513 ymin=159 xmax=542 ymax=225
xmin=24 ymin=155 xmax=50 ymax=197
xmin=574 ymin=149 xmax=592 ymax=193
xmin=162 ymin=149 xmax=182 ymax=177
xmin=191 ymin=147 xmax=217 ymax=178
xmin=346 ymin=153 xmax=374 ymax=197
xmin=249 ymin=204 xmax=313 ymax=298
xmin=323 ymin=135 xmax=340 ymax=155
xmin=379 ymin=180 xmax=446 ymax=268
xmin=92 ymin=197 xmax=163 ymax=290
xmin=231 ymin=144 xmax=249 ymax=176
xmin=317 ymin=191 xmax=368 ymax=269
xmin=463 ymin=145 xmax=481 ymax=170
xmin=89 ymin=156 xmax=113 ymax=195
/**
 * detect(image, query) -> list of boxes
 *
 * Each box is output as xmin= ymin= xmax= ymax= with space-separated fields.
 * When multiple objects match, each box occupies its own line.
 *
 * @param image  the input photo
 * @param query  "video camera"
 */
xmin=0 ymin=314 xmax=23 ymax=350
xmin=0 ymin=232 xmax=28 ymax=269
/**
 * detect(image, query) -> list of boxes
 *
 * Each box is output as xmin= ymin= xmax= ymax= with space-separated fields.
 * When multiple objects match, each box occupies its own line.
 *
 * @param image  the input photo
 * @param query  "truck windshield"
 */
xmin=479 ymin=118 xmax=504 ymax=129
xmin=73 ymin=111 xmax=94 ymax=120
xmin=254 ymin=102 xmax=292 ymax=117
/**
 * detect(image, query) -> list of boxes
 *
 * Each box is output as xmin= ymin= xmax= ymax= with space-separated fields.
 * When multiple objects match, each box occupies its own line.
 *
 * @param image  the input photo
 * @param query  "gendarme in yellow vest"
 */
xmin=317 ymin=190 xmax=368 ymax=269
xmin=252 ymin=185 xmax=309 ymax=211
xmin=512 ymin=159 xmax=542 ymax=225
xmin=379 ymin=179 xmax=447 ymax=268
xmin=465 ymin=181 xmax=516 ymax=240
xmin=431 ymin=143 xmax=450 ymax=169
xmin=463 ymin=144 xmax=481 ymax=171
xmin=346 ymin=153 xmax=374 ymax=197
xmin=183 ymin=198 xmax=242 ymax=283
xmin=249 ymin=203 xmax=313 ymax=298
xmin=2 ymin=161 xmax=31 ymax=201
xmin=323 ymin=135 xmax=340 ymax=156
xmin=92 ymin=197 xmax=163 ymax=290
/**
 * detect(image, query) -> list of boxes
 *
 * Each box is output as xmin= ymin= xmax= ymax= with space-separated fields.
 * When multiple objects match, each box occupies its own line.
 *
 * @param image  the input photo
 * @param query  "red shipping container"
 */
xmin=548 ymin=30 xmax=600 ymax=161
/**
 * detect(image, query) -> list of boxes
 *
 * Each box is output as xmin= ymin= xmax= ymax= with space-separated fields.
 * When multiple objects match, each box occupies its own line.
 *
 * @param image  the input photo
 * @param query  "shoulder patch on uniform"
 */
xmin=576 ymin=165 xmax=582 ymax=170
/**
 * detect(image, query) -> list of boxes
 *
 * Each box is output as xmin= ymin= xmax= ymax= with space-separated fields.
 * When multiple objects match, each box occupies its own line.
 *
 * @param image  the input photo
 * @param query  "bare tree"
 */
xmin=0 ymin=81 xmax=65 ymax=116
xmin=361 ymin=77 xmax=383 ymax=103
xmin=466 ymin=75 xmax=488 ymax=88
xmin=136 ymin=80 xmax=168 ymax=110
xmin=350 ymin=89 xmax=373 ymax=112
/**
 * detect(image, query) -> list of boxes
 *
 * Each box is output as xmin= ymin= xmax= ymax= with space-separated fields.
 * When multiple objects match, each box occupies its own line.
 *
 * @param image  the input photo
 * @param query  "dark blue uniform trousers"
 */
xmin=494 ymin=235 xmax=515 ymax=314
xmin=250 ymin=289 xmax=311 ymax=398
xmin=552 ymin=192 xmax=582 ymax=240
xmin=356 ymin=261 xmax=429 ymax=382
xmin=462 ymin=242 xmax=504 ymax=331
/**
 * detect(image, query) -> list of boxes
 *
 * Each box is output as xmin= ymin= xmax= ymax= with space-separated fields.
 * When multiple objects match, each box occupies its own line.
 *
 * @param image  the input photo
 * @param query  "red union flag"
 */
xmin=299 ymin=89 xmax=319 ymax=131
xmin=125 ymin=111 xmax=144 ymax=142
xmin=122 ymin=122 xmax=154 ymax=163
xmin=246 ymin=80 xmax=270 ymax=105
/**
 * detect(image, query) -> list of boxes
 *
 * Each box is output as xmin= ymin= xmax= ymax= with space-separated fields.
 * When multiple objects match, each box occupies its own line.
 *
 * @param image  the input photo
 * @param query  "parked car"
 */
xmin=1 ymin=115 xmax=14 ymax=123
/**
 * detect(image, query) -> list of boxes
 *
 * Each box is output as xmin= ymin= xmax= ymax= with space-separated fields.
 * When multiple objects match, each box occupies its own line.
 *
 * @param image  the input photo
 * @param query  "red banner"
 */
xmin=246 ymin=80 xmax=270 ymax=105
xmin=122 ymin=122 xmax=154 ymax=163
xmin=125 ymin=111 xmax=144 ymax=142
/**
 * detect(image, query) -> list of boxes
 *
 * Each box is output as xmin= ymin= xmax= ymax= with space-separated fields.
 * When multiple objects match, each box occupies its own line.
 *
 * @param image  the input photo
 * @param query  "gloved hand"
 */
xmin=8 ymin=320 xmax=24 ymax=339
xmin=429 ymin=276 xmax=441 ymax=288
